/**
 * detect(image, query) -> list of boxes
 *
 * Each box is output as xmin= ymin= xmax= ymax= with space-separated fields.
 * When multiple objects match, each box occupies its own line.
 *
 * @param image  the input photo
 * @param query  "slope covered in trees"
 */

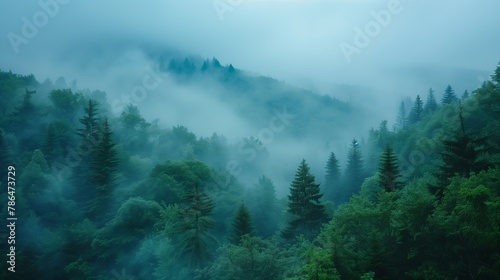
xmin=0 ymin=61 xmax=499 ymax=279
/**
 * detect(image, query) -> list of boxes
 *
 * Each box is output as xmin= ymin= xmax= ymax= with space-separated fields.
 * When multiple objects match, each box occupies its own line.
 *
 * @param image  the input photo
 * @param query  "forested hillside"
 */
xmin=0 ymin=61 xmax=499 ymax=279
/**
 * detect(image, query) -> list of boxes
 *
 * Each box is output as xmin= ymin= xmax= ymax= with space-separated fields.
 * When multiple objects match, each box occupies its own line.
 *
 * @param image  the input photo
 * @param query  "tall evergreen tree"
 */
xmin=424 ymin=88 xmax=438 ymax=113
xmin=253 ymin=175 xmax=279 ymax=238
xmin=323 ymin=152 xmax=340 ymax=203
xmin=282 ymin=159 xmax=327 ymax=240
xmin=344 ymin=139 xmax=365 ymax=200
xmin=394 ymin=101 xmax=407 ymax=130
xmin=442 ymin=85 xmax=458 ymax=104
xmin=432 ymin=105 xmax=491 ymax=197
xmin=409 ymin=95 xmax=424 ymax=124
xmin=378 ymin=146 xmax=403 ymax=192
xmin=76 ymin=99 xmax=100 ymax=144
xmin=172 ymin=183 xmax=217 ymax=268
xmin=230 ymin=203 xmax=255 ymax=244
xmin=461 ymin=90 xmax=470 ymax=100
xmin=86 ymin=118 xmax=119 ymax=217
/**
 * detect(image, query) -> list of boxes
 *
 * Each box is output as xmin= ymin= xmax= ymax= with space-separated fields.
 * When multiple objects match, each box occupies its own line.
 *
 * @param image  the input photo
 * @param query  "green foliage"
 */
xmin=230 ymin=203 xmax=255 ymax=244
xmin=250 ymin=175 xmax=280 ymax=237
xmin=199 ymin=236 xmax=297 ymax=280
xmin=394 ymin=101 xmax=408 ymax=130
xmin=169 ymin=184 xmax=217 ymax=269
xmin=49 ymin=88 xmax=83 ymax=120
xmin=344 ymin=139 xmax=365 ymax=200
xmin=409 ymin=95 xmax=423 ymax=124
xmin=424 ymin=88 xmax=438 ymax=113
xmin=323 ymin=152 xmax=340 ymax=203
xmin=378 ymin=146 xmax=403 ymax=192
xmin=282 ymin=159 xmax=327 ymax=240
xmin=442 ymin=85 xmax=458 ymax=104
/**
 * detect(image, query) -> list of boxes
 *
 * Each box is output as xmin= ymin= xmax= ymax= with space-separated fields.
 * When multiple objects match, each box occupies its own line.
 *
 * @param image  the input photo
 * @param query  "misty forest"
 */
xmin=0 ymin=58 xmax=499 ymax=279
xmin=1 ymin=2 xmax=500 ymax=280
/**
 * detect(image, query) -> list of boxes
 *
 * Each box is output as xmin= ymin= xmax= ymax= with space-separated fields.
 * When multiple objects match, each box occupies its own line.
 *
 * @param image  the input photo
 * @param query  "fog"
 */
xmin=1 ymin=0 xmax=499 ymax=189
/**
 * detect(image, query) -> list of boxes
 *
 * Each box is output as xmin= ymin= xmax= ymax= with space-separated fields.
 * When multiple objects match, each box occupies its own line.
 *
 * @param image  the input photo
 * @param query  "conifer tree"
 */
xmin=230 ymin=203 xmax=254 ymax=244
xmin=461 ymin=90 xmax=470 ymax=100
xmin=394 ymin=101 xmax=407 ymax=130
xmin=432 ymin=105 xmax=491 ymax=197
xmin=324 ymin=152 xmax=340 ymax=203
xmin=76 ymin=99 xmax=100 ymax=144
xmin=172 ymin=183 xmax=217 ymax=268
xmin=378 ymin=146 xmax=403 ymax=192
xmin=253 ymin=175 xmax=278 ymax=237
xmin=409 ymin=95 xmax=424 ymax=124
xmin=344 ymin=139 xmax=365 ymax=199
xmin=424 ymin=88 xmax=438 ymax=113
xmin=282 ymin=159 xmax=327 ymax=240
xmin=442 ymin=85 xmax=458 ymax=104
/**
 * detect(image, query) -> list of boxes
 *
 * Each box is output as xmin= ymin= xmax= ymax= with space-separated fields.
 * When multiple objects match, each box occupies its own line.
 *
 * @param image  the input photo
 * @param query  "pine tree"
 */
xmin=378 ymin=146 xmax=403 ymax=192
xmin=432 ymin=105 xmax=491 ymax=197
xmin=90 ymin=118 xmax=118 ymax=188
xmin=282 ymin=159 xmax=327 ymax=240
xmin=71 ymin=99 xmax=101 ymax=215
xmin=172 ymin=183 xmax=217 ymax=268
xmin=76 ymin=99 xmax=100 ymax=145
xmin=230 ymin=203 xmax=254 ymax=244
xmin=253 ymin=175 xmax=278 ymax=237
xmin=424 ymin=88 xmax=438 ymax=113
xmin=461 ymin=90 xmax=470 ymax=100
xmin=409 ymin=95 xmax=424 ymax=124
xmin=394 ymin=101 xmax=407 ymax=130
xmin=442 ymin=85 xmax=458 ymax=104
xmin=344 ymin=139 xmax=365 ymax=200
xmin=324 ymin=152 xmax=340 ymax=203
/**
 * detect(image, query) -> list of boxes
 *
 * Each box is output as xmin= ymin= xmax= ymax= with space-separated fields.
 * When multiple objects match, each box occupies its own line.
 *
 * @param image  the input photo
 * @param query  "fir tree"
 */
xmin=461 ymin=90 xmax=470 ymax=100
xmin=282 ymin=159 xmax=327 ymax=240
xmin=442 ymin=85 xmax=458 ymax=104
xmin=172 ymin=183 xmax=217 ymax=268
xmin=378 ymin=146 xmax=403 ymax=192
xmin=230 ymin=203 xmax=254 ymax=244
xmin=424 ymin=88 xmax=438 ymax=113
xmin=432 ymin=105 xmax=491 ymax=197
xmin=409 ymin=95 xmax=424 ymax=124
xmin=253 ymin=175 xmax=278 ymax=237
xmin=76 ymin=99 xmax=100 ymax=145
xmin=324 ymin=152 xmax=340 ymax=203
xmin=394 ymin=101 xmax=407 ymax=130
xmin=344 ymin=139 xmax=365 ymax=200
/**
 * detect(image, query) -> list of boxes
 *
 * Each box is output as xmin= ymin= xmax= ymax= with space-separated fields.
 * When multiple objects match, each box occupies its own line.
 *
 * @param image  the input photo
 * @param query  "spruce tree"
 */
xmin=394 ymin=101 xmax=407 ymax=130
xmin=409 ymin=95 xmax=424 ymax=124
xmin=432 ymin=105 xmax=491 ymax=197
xmin=282 ymin=159 xmax=327 ymax=240
xmin=324 ymin=152 xmax=340 ymax=203
xmin=76 ymin=99 xmax=100 ymax=144
xmin=424 ymin=88 xmax=438 ymax=113
xmin=344 ymin=139 xmax=365 ymax=200
xmin=230 ymin=203 xmax=254 ymax=244
xmin=442 ymin=85 xmax=458 ymax=104
xmin=461 ymin=90 xmax=470 ymax=100
xmin=172 ymin=183 xmax=217 ymax=268
xmin=253 ymin=175 xmax=278 ymax=237
xmin=378 ymin=146 xmax=403 ymax=192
